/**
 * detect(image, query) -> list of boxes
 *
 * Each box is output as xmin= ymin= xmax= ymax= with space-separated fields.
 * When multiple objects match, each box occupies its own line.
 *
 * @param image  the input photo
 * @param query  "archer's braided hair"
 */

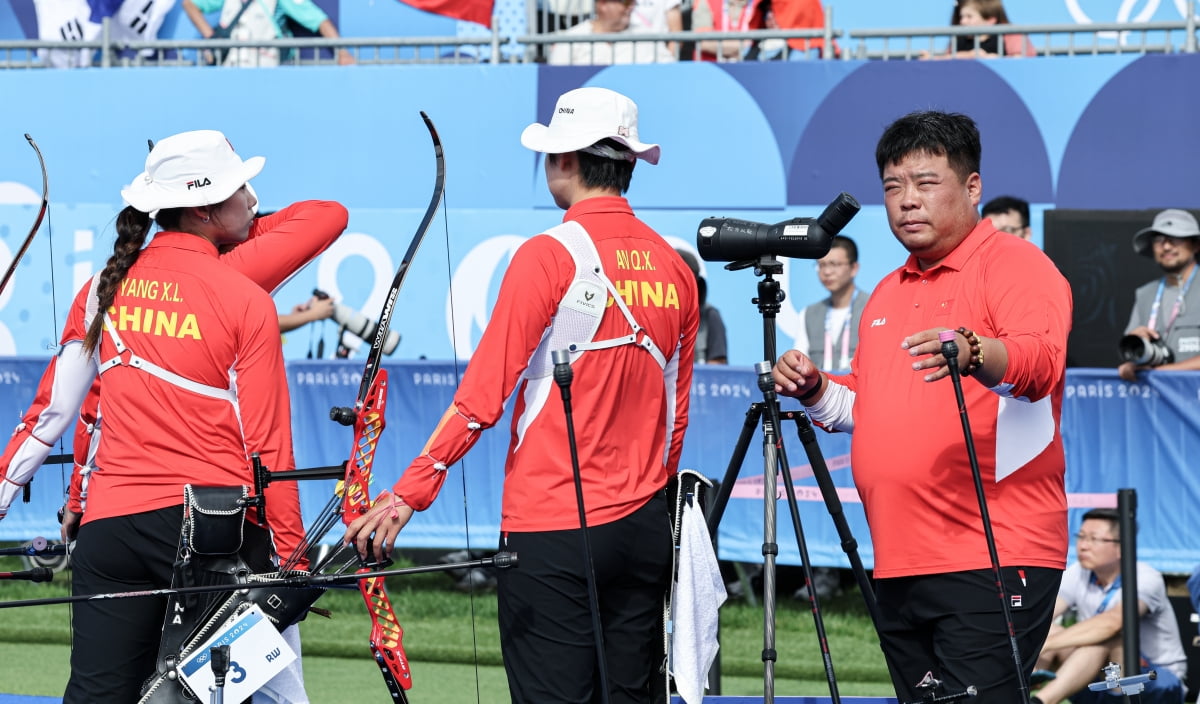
xmin=82 ymin=206 xmax=183 ymax=354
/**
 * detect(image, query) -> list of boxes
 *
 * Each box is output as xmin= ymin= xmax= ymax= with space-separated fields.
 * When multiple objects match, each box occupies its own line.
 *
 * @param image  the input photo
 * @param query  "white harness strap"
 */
xmin=97 ymin=313 xmax=239 ymax=405
xmin=523 ymin=221 xmax=667 ymax=380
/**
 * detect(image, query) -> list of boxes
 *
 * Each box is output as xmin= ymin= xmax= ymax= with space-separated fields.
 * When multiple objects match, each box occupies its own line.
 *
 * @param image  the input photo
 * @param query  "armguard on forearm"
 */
xmin=392 ymin=404 xmax=488 ymax=511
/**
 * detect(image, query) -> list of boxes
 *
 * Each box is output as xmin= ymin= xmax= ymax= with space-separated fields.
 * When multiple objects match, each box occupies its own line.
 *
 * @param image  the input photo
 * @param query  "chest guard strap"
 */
xmin=524 ymin=220 xmax=666 ymax=380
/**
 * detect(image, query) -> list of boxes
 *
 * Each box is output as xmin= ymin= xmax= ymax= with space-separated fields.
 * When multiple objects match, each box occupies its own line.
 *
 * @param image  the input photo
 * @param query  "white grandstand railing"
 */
xmin=0 ymin=11 xmax=1195 ymax=69
xmin=848 ymin=18 xmax=1199 ymax=60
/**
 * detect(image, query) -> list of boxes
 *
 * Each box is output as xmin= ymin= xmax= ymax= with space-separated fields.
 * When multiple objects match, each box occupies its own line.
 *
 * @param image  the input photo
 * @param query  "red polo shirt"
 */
xmin=837 ymin=220 xmax=1072 ymax=578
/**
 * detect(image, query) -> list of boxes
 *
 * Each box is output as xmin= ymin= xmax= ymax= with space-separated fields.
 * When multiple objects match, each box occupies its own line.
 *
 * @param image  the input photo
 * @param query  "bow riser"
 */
xmin=341 ymin=368 xmax=413 ymax=696
xmin=362 ymin=574 xmax=412 ymax=696
xmin=341 ymin=371 xmax=388 ymax=522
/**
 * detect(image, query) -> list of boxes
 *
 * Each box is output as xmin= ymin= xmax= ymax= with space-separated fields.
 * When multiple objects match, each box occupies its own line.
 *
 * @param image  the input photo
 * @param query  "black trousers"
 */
xmin=65 ymin=505 xmax=272 ymax=704
xmin=496 ymin=492 xmax=672 ymax=704
xmin=875 ymin=566 xmax=1062 ymax=704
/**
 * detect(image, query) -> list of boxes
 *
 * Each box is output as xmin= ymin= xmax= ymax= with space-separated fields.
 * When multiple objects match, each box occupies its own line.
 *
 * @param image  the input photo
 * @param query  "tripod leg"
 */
xmin=760 ymin=414 xmax=779 ymax=703
xmin=765 ymin=408 xmax=843 ymax=704
xmin=781 ymin=410 xmax=883 ymax=628
xmin=706 ymin=403 xmax=763 ymax=539
xmin=751 ymin=363 xmax=842 ymax=704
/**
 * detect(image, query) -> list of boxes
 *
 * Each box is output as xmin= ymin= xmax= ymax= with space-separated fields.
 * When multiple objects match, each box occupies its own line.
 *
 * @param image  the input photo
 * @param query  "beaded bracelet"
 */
xmin=798 ymin=373 xmax=825 ymax=402
xmin=956 ymin=327 xmax=984 ymax=376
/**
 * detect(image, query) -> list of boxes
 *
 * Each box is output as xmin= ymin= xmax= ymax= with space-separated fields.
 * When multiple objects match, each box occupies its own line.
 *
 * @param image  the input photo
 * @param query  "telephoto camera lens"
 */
xmin=1118 ymin=334 xmax=1174 ymax=366
xmin=332 ymin=304 xmax=401 ymax=355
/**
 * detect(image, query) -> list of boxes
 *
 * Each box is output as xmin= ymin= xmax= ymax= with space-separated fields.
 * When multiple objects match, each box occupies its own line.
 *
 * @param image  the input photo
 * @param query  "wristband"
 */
xmin=956 ymin=327 xmax=984 ymax=376
xmin=797 ymin=374 xmax=825 ymax=402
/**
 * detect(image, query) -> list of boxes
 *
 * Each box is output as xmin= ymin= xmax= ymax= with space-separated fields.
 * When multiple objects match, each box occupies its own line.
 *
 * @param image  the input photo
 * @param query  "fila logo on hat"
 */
xmin=121 ymin=130 xmax=265 ymax=216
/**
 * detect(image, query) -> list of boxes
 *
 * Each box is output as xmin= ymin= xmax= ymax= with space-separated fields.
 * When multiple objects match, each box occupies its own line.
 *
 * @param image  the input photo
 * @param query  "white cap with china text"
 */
xmin=520 ymin=87 xmax=660 ymax=165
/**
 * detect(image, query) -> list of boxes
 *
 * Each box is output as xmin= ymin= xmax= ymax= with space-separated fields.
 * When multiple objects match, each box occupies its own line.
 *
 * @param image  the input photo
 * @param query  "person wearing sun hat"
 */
xmin=0 ymin=130 xmax=346 ymax=703
xmin=346 ymin=87 xmax=699 ymax=703
xmin=1118 ymin=208 xmax=1200 ymax=381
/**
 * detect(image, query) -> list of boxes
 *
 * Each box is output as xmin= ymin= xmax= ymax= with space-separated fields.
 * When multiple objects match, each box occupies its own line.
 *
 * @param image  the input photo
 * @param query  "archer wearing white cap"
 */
xmin=0 ymin=129 xmax=348 ymax=703
xmin=346 ymin=87 xmax=699 ymax=703
xmin=1118 ymin=208 xmax=1200 ymax=381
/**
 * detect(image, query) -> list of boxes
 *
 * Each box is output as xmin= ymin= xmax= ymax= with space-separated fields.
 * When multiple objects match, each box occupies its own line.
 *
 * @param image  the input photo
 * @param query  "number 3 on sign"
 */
xmin=177 ymin=604 xmax=296 ymax=700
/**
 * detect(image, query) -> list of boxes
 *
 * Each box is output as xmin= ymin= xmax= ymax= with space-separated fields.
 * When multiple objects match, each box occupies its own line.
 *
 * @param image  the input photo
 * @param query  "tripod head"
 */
xmin=724 ymin=255 xmax=789 ymax=363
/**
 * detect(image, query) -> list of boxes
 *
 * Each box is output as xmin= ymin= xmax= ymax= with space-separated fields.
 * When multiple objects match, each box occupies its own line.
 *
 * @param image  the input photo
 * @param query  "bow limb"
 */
xmin=337 ymin=113 xmax=445 ymax=703
xmin=0 ymin=134 xmax=49 ymax=297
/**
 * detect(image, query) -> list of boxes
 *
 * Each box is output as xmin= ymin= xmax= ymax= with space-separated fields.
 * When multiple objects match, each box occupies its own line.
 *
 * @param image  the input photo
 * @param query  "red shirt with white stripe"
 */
xmin=834 ymin=220 xmax=1072 ymax=578
xmin=391 ymin=197 xmax=699 ymax=532
xmin=86 ymin=232 xmax=304 ymax=555
xmin=0 ymin=201 xmax=348 ymax=560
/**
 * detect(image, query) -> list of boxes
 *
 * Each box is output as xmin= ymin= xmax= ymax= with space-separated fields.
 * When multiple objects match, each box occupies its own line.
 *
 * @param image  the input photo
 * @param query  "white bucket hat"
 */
xmin=1132 ymin=208 xmax=1200 ymax=256
xmin=520 ymin=87 xmax=660 ymax=165
xmin=121 ymin=130 xmax=264 ymax=216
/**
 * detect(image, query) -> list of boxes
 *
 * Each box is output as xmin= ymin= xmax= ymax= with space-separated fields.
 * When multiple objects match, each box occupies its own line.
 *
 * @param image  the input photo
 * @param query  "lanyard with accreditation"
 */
xmin=1145 ymin=265 xmax=1197 ymax=335
xmin=823 ymin=288 xmax=857 ymax=372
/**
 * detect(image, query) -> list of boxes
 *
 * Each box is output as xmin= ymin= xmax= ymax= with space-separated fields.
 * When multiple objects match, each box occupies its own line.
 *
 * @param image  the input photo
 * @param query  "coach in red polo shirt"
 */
xmin=774 ymin=110 xmax=1073 ymax=704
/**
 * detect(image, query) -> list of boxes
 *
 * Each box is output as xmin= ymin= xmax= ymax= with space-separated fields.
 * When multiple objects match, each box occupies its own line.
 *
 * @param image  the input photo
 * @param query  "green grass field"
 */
xmin=0 ymin=553 xmax=894 ymax=702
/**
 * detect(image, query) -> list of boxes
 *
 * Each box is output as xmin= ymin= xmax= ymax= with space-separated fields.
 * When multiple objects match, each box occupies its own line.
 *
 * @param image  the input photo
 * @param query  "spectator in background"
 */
xmin=677 ymin=249 xmax=728 ymax=364
xmin=982 ymin=195 xmax=1032 ymax=241
xmin=278 ymin=293 xmax=335 ymax=334
xmin=1189 ymin=564 xmax=1200 ymax=642
xmin=33 ymin=0 xmax=176 ymax=68
xmin=693 ymin=0 xmax=831 ymax=62
xmin=630 ymin=0 xmax=683 ymax=57
xmin=788 ymin=234 xmax=861 ymax=602
xmin=548 ymin=0 xmax=677 ymax=64
xmin=922 ymin=0 xmax=1036 ymax=60
xmin=771 ymin=0 xmax=836 ymax=58
xmin=743 ymin=0 xmax=789 ymax=61
xmin=1118 ymin=209 xmax=1200 ymax=381
xmin=794 ymin=236 xmax=864 ymax=372
xmin=182 ymin=0 xmax=356 ymax=67
xmin=1032 ymin=509 xmax=1187 ymax=704
xmin=691 ymin=0 xmax=763 ymax=61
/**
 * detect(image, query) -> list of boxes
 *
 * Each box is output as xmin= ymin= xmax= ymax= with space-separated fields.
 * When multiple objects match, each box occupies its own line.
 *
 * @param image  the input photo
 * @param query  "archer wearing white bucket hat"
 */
xmin=121 ymin=129 xmax=264 ymax=217
xmin=346 ymin=86 xmax=699 ymax=703
xmin=4 ymin=128 xmax=337 ymax=703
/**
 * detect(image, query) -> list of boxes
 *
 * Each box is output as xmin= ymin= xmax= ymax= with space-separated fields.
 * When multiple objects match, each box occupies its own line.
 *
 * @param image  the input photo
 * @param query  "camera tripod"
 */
xmin=703 ymin=254 xmax=885 ymax=704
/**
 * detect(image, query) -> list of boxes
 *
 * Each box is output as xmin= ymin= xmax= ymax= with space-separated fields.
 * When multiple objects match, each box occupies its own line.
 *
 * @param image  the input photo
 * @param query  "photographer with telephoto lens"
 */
xmin=1118 ymin=209 xmax=1200 ymax=381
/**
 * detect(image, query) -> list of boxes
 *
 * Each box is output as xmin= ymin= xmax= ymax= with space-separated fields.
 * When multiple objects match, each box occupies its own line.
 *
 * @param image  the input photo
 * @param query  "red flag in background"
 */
xmin=399 ymin=0 xmax=494 ymax=28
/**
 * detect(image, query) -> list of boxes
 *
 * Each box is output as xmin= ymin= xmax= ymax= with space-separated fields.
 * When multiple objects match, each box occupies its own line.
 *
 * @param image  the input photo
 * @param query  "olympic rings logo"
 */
xmin=1063 ymin=0 xmax=1199 ymax=24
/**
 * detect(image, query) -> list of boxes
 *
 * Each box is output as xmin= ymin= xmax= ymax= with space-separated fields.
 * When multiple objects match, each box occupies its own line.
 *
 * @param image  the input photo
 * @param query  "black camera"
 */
xmin=695 ymin=192 xmax=860 ymax=263
xmin=1118 ymin=334 xmax=1173 ymax=367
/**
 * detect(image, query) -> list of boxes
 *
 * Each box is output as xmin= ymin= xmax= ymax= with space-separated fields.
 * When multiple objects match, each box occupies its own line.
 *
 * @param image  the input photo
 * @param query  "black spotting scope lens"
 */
xmin=695 ymin=192 xmax=861 ymax=263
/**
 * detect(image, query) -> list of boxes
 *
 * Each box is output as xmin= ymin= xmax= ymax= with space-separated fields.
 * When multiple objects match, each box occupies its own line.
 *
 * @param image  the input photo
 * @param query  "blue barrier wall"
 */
xmin=3 ymin=359 xmax=1197 ymax=575
xmin=3 ymin=57 xmax=1200 ymax=367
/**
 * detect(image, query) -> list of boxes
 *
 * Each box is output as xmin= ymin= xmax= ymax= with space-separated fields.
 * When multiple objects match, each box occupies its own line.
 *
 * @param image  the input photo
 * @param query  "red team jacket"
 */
xmin=0 ymin=201 xmax=348 ymax=562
